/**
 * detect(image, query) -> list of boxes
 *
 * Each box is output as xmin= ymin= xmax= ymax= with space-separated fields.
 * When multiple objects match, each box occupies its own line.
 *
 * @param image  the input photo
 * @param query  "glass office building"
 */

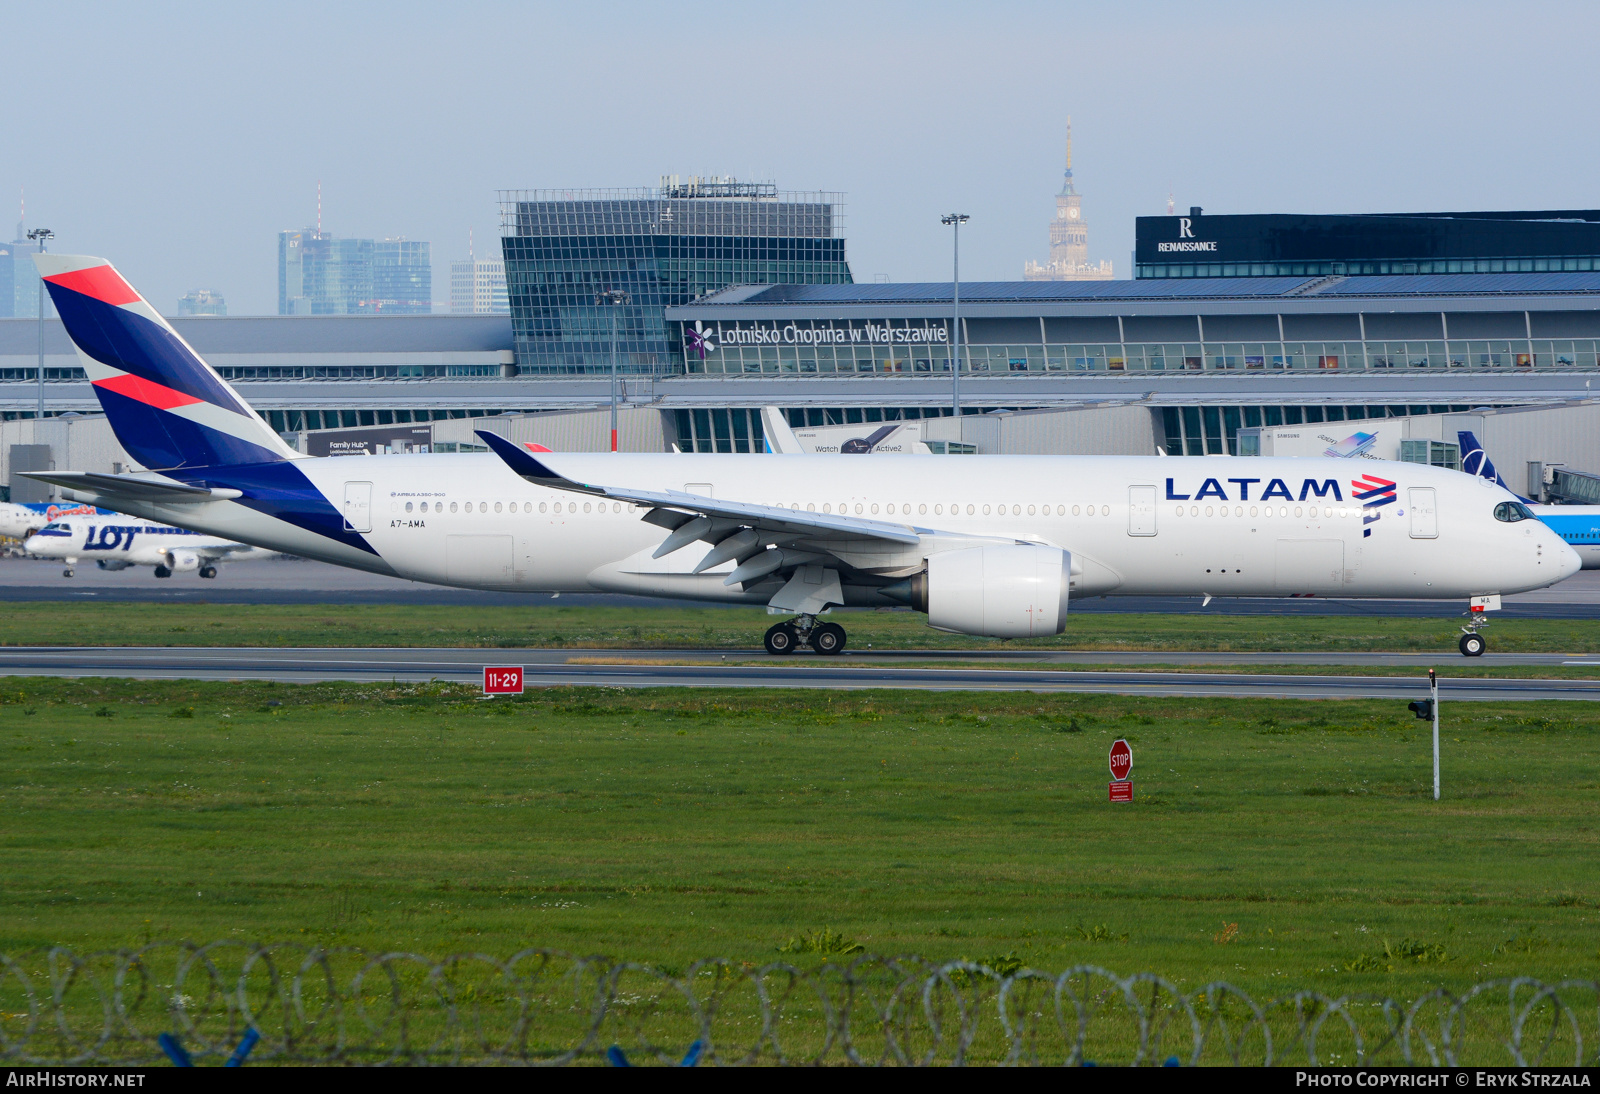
xmin=1136 ymin=209 xmax=1600 ymax=280
xmin=372 ymin=240 xmax=432 ymax=313
xmin=279 ymin=231 xmax=431 ymax=314
xmin=499 ymin=178 xmax=851 ymax=375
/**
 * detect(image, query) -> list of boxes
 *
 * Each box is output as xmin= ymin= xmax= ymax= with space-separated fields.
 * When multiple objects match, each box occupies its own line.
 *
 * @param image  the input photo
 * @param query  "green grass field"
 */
xmin=3 ymin=677 xmax=1595 ymax=1005
xmin=1 ymin=601 xmax=1598 ymax=653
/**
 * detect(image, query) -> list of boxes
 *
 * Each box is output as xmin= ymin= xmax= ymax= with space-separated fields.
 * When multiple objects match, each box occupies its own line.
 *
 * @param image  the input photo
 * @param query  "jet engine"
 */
xmin=164 ymin=549 xmax=201 ymax=573
xmin=888 ymin=545 xmax=1070 ymax=638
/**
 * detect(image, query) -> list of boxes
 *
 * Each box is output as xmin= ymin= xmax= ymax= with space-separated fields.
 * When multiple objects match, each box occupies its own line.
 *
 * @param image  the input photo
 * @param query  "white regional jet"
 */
xmin=0 ymin=501 xmax=111 ymax=540
xmin=24 ymin=513 xmax=276 ymax=578
xmin=18 ymin=254 xmax=1582 ymax=657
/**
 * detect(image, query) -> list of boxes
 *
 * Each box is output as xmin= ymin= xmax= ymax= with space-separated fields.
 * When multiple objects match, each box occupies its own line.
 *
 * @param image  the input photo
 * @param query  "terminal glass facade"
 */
xmin=679 ymin=319 xmax=1600 ymax=374
xmin=500 ymin=183 xmax=851 ymax=375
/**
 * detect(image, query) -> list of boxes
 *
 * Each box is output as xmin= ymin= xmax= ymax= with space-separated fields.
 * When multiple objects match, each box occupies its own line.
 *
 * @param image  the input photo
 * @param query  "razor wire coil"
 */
xmin=0 ymin=943 xmax=1595 ymax=1066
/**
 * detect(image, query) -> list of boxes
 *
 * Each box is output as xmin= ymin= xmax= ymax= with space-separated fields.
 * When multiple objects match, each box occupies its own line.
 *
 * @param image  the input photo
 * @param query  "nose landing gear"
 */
xmin=1459 ymin=629 xmax=1487 ymax=657
xmin=763 ymin=615 xmax=847 ymax=656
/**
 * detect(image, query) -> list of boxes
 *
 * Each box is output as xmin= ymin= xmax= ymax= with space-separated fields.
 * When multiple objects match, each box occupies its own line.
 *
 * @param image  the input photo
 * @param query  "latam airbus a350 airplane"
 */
xmin=24 ymin=254 xmax=1580 ymax=657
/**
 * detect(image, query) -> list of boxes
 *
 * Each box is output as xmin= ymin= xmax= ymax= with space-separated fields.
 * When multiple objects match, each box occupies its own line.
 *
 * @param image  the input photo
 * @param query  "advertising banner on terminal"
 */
xmin=306 ymin=426 xmax=433 ymax=458
xmin=1254 ymin=424 xmax=1406 ymax=461
xmin=684 ymin=318 xmax=949 ymax=358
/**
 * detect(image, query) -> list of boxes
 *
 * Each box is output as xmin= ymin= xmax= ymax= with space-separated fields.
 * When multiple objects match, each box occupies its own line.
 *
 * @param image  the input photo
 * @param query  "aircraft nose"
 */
xmin=1557 ymin=537 xmax=1583 ymax=580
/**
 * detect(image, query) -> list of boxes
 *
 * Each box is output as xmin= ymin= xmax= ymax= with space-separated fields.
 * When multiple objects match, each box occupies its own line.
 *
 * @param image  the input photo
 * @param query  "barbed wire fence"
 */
xmin=0 ymin=943 xmax=1595 ymax=1066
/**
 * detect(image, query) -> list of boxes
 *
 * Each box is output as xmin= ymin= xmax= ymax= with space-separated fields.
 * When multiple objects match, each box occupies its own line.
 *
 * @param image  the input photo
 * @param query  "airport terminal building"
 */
xmin=6 ymin=206 xmax=1600 ymax=497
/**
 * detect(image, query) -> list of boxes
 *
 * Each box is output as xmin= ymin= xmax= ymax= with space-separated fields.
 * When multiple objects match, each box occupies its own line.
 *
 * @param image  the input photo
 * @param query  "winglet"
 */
xmin=476 ymin=429 xmax=566 ymax=484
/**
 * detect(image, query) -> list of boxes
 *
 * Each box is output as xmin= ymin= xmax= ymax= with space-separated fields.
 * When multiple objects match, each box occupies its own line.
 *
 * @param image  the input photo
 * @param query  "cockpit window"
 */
xmin=39 ymin=522 xmax=70 ymax=534
xmin=1493 ymin=502 xmax=1536 ymax=523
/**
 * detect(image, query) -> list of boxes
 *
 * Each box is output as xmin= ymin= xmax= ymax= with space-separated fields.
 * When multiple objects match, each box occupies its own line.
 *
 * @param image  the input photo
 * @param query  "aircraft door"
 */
xmin=343 ymin=481 xmax=373 ymax=533
xmin=1127 ymin=485 xmax=1157 ymax=536
xmin=1408 ymin=488 xmax=1438 ymax=539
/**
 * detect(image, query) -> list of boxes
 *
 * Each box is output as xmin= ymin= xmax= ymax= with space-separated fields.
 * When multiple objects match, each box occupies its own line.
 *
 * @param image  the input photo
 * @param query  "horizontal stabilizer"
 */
xmin=20 ymin=470 xmax=241 ymax=502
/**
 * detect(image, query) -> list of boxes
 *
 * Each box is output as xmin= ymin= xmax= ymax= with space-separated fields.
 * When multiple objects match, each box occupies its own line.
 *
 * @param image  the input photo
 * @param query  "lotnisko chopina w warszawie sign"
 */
xmin=690 ymin=320 xmax=950 ymax=352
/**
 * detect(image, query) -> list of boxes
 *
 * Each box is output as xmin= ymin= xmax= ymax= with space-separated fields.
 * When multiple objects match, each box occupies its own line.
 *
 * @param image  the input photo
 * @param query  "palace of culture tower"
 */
xmin=1024 ymin=120 xmax=1113 ymax=281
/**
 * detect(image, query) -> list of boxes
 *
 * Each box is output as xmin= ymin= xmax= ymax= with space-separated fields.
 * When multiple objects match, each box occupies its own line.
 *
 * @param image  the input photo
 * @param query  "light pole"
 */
xmin=26 ymin=228 xmax=53 ymax=420
xmin=941 ymin=214 xmax=969 ymax=418
xmin=597 ymin=289 xmax=630 ymax=452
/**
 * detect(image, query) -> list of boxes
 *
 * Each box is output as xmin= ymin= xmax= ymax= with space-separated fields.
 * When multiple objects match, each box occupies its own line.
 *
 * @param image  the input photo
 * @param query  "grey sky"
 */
xmin=6 ymin=0 xmax=1598 ymax=314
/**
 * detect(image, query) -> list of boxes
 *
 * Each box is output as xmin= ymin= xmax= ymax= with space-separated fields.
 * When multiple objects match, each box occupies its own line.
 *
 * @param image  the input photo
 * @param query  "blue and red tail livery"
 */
xmin=36 ymin=254 xmax=297 ymax=472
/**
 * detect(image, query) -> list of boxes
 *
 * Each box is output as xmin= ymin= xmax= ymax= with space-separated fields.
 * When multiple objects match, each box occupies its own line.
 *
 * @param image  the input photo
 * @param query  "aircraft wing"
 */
xmin=476 ymin=430 xmax=1006 ymax=608
xmin=476 ymin=429 xmax=922 ymax=547
xmin=21 ymin=471 xmax=241 ymax=504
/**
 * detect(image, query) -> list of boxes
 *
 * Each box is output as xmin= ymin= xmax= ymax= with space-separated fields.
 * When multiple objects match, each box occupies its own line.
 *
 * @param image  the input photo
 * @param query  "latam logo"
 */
xmin=1166 ymin=477 xmax=1342 ymax=502
xmin=1353 ymin=474 xmax=1397 ymax=539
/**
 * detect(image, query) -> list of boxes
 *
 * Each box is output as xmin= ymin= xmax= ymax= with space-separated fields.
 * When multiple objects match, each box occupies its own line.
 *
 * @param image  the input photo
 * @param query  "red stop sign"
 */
xmin=1109 ymin=738 xmax=1132 ymax=782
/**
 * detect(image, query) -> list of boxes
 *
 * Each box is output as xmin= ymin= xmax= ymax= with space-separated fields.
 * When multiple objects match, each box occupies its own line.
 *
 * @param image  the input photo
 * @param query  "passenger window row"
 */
xmin=399 ymin=500 xmax=631 ymax=515
xmin=1175 ymin=504 xmax=1350 ymax=519
xmin=788 ymin=502 xmax=1108 ymax=518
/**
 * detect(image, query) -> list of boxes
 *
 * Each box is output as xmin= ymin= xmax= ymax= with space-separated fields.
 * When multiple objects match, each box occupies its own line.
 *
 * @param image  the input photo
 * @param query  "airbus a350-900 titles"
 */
xmin=20 ymin=254 xmax=1581 ymax=657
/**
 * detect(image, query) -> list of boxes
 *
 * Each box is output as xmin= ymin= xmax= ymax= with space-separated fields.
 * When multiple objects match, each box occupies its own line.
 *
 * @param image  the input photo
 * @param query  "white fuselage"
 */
xmin=25 ymin=515 xmax=274 ymax=573
xmin=65 ymin=454 xmax=1579 ymax=603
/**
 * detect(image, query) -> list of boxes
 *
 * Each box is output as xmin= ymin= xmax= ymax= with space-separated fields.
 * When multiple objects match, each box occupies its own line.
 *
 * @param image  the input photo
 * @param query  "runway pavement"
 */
xmin=2 ymin=645 xmax=1596 ymax=700
xmin=4 ymin=557 xmax=1600 ymax=617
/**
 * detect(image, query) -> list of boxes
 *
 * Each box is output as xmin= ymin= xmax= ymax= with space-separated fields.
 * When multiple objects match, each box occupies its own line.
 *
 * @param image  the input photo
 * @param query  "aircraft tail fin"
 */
xmin=34 ymin=254 xmax=297 ymax=473
xmin=760 ymin=406 xmax=802 ymax=454
xmin=1458 ymin=430 xmax=1506 ymax=487
xmin=1458 ymin=430 xmax=1539 ymax=503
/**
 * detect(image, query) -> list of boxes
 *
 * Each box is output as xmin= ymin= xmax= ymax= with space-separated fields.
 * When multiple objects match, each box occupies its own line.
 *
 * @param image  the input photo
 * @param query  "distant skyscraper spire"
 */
xmin=17 ymin=186 xmax=24 ymax=240
xmin=469 ymin=227 xmax=474 ymax=262
xmin=1060 ymin=116 xmax=1076 ymax=195
xmin=1024 ymin=118 xmax=1112 ymax=281
xmin=1167 ymin=190 xmax=1175 ymax=215
xmin=317 ymin=180 xmax=322 ymax=236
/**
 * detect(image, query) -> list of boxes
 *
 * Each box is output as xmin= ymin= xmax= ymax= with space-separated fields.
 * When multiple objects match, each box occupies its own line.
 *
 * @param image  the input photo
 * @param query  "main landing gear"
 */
xmin=199 ymin=566 xmax=218 ymax=579
xmin=763 ymin=615 xmax=847 ymax=656
xmin=154 ymin=566 xmax=172 ymax=579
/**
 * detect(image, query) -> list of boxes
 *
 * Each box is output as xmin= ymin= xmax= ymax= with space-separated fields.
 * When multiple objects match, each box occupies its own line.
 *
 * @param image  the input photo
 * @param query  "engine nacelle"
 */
xmin=164 ymin=549 xmax=201 ymax=573
xmin=903 ymin=545 xmax=1070 ymax=638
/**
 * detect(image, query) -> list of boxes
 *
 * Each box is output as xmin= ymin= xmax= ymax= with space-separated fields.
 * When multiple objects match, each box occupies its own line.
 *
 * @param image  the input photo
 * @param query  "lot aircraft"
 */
xmin=21 ymin=254 xmax=1582 ymax=656
xmin=24 ymin=513 xmax=276 ymax=578
xmin=1458 ymin=430 xmax=1600 ymax=570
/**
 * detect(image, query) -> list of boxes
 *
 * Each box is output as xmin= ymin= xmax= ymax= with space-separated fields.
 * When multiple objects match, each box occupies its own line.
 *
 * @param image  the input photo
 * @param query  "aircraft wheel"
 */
xmin=1459 ymin=632 xmax=1486 ymax=657
xmin=154 ymin=566 xmax=172 ymax=578
xmin=62 ymin=568 xmax=73 ymax=578
xmin=764 ymin=622 xmax=800 ymax=655
xmin=199 ymin=566 xmax=218 ymax=579
xmin=811 ymin=622 xmax=847 ymax=655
